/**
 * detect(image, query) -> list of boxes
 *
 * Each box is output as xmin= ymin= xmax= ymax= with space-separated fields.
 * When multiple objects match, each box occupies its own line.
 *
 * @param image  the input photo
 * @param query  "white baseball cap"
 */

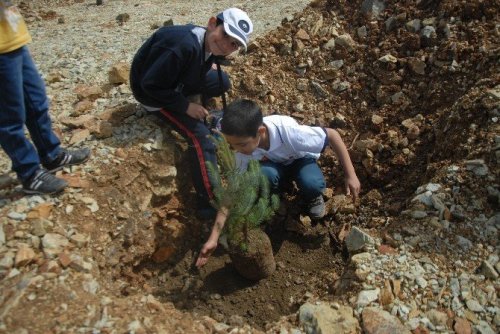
xmin=216 ymin=8 xmax=253 ymax=51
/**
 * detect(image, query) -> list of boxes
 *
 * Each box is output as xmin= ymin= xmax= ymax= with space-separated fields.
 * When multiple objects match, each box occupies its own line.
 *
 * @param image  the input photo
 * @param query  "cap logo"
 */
xmin=238 ymin=20 xmax=250 ymax=33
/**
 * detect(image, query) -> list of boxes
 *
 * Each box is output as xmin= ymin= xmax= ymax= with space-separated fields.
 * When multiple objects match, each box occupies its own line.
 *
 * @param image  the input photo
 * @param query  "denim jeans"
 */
xmin=0 ymin=46 xmax=61 ymax=181
xmin=260 ymin=157 xmax=326 ymax=201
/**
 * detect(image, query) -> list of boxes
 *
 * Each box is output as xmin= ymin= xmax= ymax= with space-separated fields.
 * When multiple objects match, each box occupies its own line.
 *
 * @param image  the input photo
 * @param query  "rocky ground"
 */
xmin=0 ymin=0 xmax=499 ymax=333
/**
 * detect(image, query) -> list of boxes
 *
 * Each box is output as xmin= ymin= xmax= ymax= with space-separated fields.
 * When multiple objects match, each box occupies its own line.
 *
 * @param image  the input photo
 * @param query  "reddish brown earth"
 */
xmin=1 ymin=0 xmax=498 ymax=333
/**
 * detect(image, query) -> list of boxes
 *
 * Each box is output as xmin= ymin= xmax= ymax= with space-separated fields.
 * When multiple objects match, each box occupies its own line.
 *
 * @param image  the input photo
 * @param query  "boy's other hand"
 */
xmin=195 ymin=239 xmax=218 ymax=268
xmin=187 ymin=103 xmax=209 ymax=120
xmin=345 ymin=175 xmax=361 ymax=202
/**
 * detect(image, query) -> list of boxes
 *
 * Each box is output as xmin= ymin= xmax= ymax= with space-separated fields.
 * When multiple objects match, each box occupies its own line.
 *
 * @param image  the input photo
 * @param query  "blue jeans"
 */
xmin=260 ymin=157 xmax=326 ymax=201
xmin=0 ymin=46 xmax=61 ymax=181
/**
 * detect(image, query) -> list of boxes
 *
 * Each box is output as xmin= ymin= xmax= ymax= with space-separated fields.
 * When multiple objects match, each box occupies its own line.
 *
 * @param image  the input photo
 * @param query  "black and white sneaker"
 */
xmin=43 ymin=147 xmax=91 ymax=173
xmin=22 ymin=169 xmax=68 ymax=195
xmin=306 ymin=195 xmax=326 ymax=220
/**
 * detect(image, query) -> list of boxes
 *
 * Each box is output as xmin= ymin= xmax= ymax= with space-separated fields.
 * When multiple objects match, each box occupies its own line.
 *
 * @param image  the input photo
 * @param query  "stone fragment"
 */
xmin=361 ymin=0 xmax=385 ymax=18
xmin=408 ymin=58 xmax=426 ymax=75
xmin=356 ymin=288 xmax=380 ymax=307
xmin=466 ymin=299 xmax=484 ymax=313
xmin=362 ymin=307 xmax=411 ymax=334
xmin=335 ymin=34 xmax=356 ymax=51
xmin=15 ymin=246 xmax=36 ymax=267
xmin=426 ymin=309 xmax=448 ymax=326
xmin=60 ymin=114 xmax=95 ymax=129
xmin=91 ymin=121 xmax=113 ymax=139
xmin=70 ymin=233 xmax=88 ymax=248
xmin=108 ymin=62 xmax=130 ymax=84
xmin=0 ymin=252 xmax=14 ymax=269
xmin=454 ymin=318 xmax=472 ymax=334
xmin=69 ymin=254 xmax=92 ymax=272
xmin=58 ymin=252 xmax=72 ymax=268
xmin=39 ymin=260 xmax=60 ymax=274
xmin=295 ymin=29 xmax=310 ymax=41
xmin=69 ymin=128 xmax=90 ymax=145
xmin=345 ymin=227 xmax=375 ymax=253
xmin=478 ymin=260 xmax=499 ymax=279
xmin=71 ymin=99 xmax=94 ymax=116
xmin=74 ymin=84 xmax=103 ymax=101
xmin=152 ymin=246 xmax=175 ymax=263
xmin=299 ymin=302 xmax=360 ymax=334
xmin=379 ymin=280 xmax=394 ymax=306
xmin=42 ymin=233 xmax=69 ymax=258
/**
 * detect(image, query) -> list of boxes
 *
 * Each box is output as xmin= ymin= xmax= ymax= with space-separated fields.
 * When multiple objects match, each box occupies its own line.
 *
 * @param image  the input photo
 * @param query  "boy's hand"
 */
xmin=186 ymin=103 xmax=209 ymax=120
xmin=345 ymin=175 xmax=361 ymax=202
xmin=195 ymin=239 xmax=218 ymax=268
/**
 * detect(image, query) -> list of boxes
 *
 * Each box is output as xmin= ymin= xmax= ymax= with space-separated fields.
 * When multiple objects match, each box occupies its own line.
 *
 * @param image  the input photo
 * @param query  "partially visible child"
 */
xmin=130 ymin=8 xmax=253 ymax=219
xmin=196 ymin=99 xmax=361 ymax=267
xmin=0 ymin=1 xmax=90 ymax=194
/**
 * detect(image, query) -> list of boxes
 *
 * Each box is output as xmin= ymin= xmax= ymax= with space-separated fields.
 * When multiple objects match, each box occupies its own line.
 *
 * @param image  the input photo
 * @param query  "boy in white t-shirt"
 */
xmin=196 ymin=98 xmax=361 ymax=267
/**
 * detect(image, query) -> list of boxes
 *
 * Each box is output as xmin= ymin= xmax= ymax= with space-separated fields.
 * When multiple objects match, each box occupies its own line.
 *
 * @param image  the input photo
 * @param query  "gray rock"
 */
xmin=323 ymin=38 xmax=335 ymax=50
xmin=466 ymin=299 xmax=485 ymax=313
xmin=345 ymin=227 xmax=375 ymax=253
xmin=31 ymin=219 xmax=48 ymax=237
xmin=7 ymin=212 xmax=26 ymax=221
xmin=478 ymin=260 xmax=499 ymax=280
xmin=42 ymin=233 xmax=69 ymax=257
xmin=465 ymin=159 xmax=489 ymax=176
xmin=406 ymin=19 xmax=421 ymax=33
xmin=361 ymin=0 xmax=386 ymax=18
xmin=311 ymin=81 xmax=329 ymax=98
xmin=332 ymin=80 xmax=350 ymax=92
xmin=385 ymin=17 xmax=398 ymax=32
xmin=426 ymin=309 xmax=448 ymax=326
xmin=420 ymin=26 xmax=436 ymax=40
xmin=356 ymin=288 xmax=380 ymax=307
xmin=357 ymin=26 xmax=368 ymax=39
xmin=0 ymin=252 xmax=14 ymax=269
xmin=335 ymin=34 xmax=356 ymax=51
xmin=475 ymin=321 xmax=495 ymax=334
xmin=456 ymin=236 xmax=473 ymax=251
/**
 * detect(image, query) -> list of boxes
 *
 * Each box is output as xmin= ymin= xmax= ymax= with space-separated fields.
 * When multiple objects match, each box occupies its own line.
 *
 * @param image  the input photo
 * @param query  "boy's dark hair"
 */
xmin=221 ymin=99 xmax=263 ymax=137
xmin=216 ymin=18 xmax=224 ymax=26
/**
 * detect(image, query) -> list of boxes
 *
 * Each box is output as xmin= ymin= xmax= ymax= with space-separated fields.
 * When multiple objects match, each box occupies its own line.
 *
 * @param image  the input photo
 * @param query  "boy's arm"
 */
xmin=326 ymin=128 xmax=361 ymax=201
xmin=195 ymin=208 xmax=228 ymax=268
xmin=140 ymin=51 xmax=190 ymax=113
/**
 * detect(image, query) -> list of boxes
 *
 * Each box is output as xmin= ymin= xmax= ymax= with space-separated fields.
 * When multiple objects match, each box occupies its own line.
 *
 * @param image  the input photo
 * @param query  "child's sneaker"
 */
xmin=43 ymin=148 xmax=91 ymax=173
xmin=306 ymin=195 xmax=326 ymax=219
xmin=22 ymin=169 xmax=68 ymax=195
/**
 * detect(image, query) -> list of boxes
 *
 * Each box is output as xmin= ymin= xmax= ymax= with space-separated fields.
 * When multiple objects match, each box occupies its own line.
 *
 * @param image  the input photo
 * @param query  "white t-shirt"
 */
xmin=236 ymin=115 xmax=328 ymax=171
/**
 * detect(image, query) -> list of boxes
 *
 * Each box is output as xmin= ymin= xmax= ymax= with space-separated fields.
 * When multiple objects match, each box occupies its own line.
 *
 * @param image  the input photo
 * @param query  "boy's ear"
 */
xmin=207 ymin=17 xmax=217 ymax=31
xmin=257 ymin=125 xmax=266 ymax=136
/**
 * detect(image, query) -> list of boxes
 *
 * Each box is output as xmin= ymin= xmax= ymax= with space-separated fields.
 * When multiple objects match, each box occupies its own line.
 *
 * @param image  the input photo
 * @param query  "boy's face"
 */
xmin=224 ymin=132 xmax=261 ymax=155
xmin=206 ymin=17 xmax=241 ymax=56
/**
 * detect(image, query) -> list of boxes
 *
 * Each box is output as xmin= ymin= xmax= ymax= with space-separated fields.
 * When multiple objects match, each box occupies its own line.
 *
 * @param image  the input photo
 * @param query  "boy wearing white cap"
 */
xmin=130 ymin=8 xmax=253 ymax=219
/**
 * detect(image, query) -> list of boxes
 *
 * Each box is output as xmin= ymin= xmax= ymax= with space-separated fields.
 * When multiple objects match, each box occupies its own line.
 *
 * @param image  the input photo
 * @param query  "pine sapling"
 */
xmin=206 ymin=135 xmax=279 ymax=251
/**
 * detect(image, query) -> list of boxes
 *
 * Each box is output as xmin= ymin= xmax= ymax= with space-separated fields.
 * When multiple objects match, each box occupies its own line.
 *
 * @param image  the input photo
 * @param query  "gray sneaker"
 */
xmin=306 ymin=195 xmax=325 ymax=219
xmin=43 ymin=147 xmax=91 ymax=173
xmin=22 ymin=169 xmax=68 ymax=195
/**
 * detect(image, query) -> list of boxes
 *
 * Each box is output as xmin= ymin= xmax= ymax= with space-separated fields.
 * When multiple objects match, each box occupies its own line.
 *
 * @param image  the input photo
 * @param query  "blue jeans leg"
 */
xmin=288 ymin=157 xmax=325 ymax=201
xmin=21 ymin=47 xmax=61 ymax=165
xmin=260 ymin=161 xmax=285 ymax=195
xmin=0 ymin=47 xmax=61 ymax=181
xmin=203 ymin=69 xmax=230 ymax=99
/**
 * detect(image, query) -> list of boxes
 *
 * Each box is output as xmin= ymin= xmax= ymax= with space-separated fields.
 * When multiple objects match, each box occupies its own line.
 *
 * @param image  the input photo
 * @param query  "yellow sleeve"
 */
xmin=0 ymin=3 xmax=31 ymax=54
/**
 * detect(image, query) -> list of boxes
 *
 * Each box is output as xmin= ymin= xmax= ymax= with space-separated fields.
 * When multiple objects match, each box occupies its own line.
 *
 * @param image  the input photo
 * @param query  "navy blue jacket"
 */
xmin=130 ymin=25 xmax=214 ymax=113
